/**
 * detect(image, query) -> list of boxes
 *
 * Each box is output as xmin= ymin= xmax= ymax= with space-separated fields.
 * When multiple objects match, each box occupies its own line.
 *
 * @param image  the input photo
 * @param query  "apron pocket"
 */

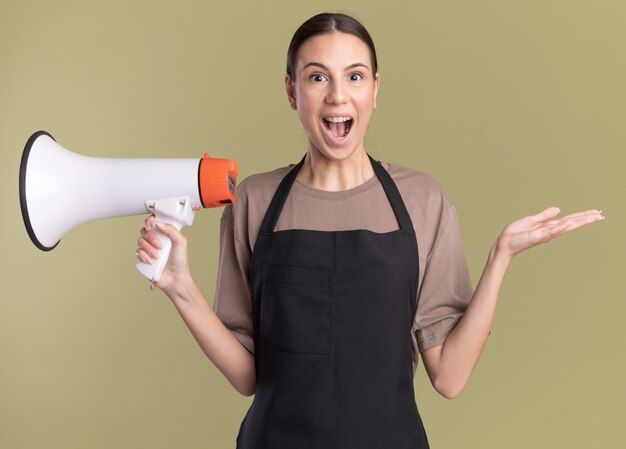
xmin=261 ymin=263 xmax=332 ymax=355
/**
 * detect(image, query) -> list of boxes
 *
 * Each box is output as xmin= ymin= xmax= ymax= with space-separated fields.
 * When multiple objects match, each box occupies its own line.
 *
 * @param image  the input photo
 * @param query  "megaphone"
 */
xmin=19 ymin=130 xmax=238 ymax=283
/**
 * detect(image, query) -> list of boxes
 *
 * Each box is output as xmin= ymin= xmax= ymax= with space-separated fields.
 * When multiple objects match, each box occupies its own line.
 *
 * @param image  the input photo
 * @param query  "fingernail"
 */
xmin=154 ymin=239 xmax=162 ymax=249
xmin=152 ymin=251 xmax=160 ymax=259
xmin=145 ymin=256 xmax=153 ymax=264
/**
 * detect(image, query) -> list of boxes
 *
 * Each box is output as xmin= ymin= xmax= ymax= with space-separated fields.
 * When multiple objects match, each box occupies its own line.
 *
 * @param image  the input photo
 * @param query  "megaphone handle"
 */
xmin=135 ymin=197 xmax=195 ymax=284
xmin=135 ymin=220 xmax=181 ymax=284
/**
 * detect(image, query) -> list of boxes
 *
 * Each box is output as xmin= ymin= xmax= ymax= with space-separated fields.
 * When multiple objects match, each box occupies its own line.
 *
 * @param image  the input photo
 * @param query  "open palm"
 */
xmin=496 ymin=207 xmax=604 ymax=258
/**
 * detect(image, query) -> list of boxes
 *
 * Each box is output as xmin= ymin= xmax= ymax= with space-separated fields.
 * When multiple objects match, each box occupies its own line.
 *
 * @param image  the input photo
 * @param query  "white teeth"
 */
xmin=324 ymin=116 xmax=352 ymax=123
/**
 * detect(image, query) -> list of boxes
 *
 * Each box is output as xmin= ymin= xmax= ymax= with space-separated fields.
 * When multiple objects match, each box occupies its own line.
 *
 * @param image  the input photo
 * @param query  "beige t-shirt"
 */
xmin=212 ymin=160 xmax=474 ymax=376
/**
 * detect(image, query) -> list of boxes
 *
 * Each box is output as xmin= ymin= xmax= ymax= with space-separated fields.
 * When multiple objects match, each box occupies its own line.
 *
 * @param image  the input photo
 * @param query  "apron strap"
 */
xmin=258 ymin=155 xmax=306 ymax=234
xmin=259 ymin=153 xmax=414 ymax=234
xmin=367 ymin=154 xmax=414 ymax=232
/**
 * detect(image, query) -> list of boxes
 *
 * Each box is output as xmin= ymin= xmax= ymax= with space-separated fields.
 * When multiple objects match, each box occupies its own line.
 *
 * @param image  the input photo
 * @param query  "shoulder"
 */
xmin=233 ymin=165 xmax=292 ymax=215
xmin=380 ymin=160 xmax=454 ymax=209
xmin=237 ymin=165 xmax=292 ymax=198
xmin=377 ymin=160 xmax=459 ymax=245
xmin=223 ymin=164 xmax=293 ymax=250
xmin=384 ymin=162 xmax=445 ymax=190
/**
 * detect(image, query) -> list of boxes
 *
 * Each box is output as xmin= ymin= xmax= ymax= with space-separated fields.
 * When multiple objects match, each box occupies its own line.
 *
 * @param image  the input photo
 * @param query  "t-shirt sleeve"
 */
xmin=210 ymin=168 xmax=290 ymax=356
xmin=411 ymin=197 xmax=474 ymax=354
xmin=212 ymin=206 xmax=255 ymax=354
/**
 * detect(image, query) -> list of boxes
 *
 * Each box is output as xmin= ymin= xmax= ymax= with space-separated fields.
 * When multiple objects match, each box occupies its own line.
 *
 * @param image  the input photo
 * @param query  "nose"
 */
xmin=325 ymin=80 xmax=348 ymax=104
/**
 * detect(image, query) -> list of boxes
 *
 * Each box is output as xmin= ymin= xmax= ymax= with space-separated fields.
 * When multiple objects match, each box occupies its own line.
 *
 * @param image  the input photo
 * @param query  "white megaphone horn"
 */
xmin=19 ymin=130 xmax=239 ymax=283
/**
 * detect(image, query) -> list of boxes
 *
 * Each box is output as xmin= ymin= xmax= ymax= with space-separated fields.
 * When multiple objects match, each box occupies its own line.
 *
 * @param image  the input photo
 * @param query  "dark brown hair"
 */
xmin=286 ymin=13 xmax=378 ymax=80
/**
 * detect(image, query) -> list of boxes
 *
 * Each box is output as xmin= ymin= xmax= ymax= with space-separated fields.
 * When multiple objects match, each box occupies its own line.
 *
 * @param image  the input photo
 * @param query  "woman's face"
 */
xmin=285 ymin=32 xmax=380 ymax=162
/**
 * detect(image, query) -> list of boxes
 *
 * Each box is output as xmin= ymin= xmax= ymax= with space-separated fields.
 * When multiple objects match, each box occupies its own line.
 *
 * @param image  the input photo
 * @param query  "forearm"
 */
xmin=425 ymin=244 xmax=511 ymax=398
xmin=162 ymin=277 xmax=256 ymax=397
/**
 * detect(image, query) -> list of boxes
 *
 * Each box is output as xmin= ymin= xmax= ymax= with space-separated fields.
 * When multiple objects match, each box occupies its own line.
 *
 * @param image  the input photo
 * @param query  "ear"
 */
xmin=284 ymin=74 xmax=297 ymax=110
xmin=373 ymin=72 xmax=380 ymax=109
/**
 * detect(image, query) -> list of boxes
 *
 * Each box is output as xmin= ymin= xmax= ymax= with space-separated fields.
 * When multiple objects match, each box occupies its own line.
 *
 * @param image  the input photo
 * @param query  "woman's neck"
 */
xmin=297 ymin=147 xmax=375 ymax=192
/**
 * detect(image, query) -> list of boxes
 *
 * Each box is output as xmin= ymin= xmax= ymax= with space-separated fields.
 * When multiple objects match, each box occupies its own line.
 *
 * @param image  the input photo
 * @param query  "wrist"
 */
xmin=160 ymin=271 xmax=196 ymax=301
xmin=488 ymin=240 xmax=513 ymax=269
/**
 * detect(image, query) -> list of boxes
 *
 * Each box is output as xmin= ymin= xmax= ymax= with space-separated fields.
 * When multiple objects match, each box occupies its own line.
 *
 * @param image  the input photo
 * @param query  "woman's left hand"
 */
xmin=494 ymin=207 xmax=604 ymax=260
xmin=425 ymin=207 xmax=604 ymax=398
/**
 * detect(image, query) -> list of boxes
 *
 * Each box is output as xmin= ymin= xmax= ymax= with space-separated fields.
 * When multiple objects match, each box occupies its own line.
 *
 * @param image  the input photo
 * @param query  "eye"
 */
xmin=349 ymin=72 xmax=364 ymax=81
xmin=310 ymin=73 xmax=328 ymax=82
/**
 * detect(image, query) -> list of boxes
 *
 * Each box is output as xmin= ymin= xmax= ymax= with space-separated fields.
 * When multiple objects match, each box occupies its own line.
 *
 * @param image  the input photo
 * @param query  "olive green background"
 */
xmin=1 ymin=1 xmax=623 ymax=448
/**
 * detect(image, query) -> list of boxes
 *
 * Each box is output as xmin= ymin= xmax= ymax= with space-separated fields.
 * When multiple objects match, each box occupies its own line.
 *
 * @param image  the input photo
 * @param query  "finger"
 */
xmin=137 ymin=233 xmax=160 ymax=259
xmin=554 ymin=209 xmax=602 ymax=222
xmin=144 ymin=214 xmax=156 ymax=231
xmin=541 ymin=210 xmax=603 ymax=230
xmin=135 ymin=248 xmax=153 ymax=265
xmin=136 ymin=235 xmax=160 ymax=260
xmin=548 ymin=211 xmax=604 ymax=229
xmin=541 ymin=213 xmax=604 ymax=241
xmin=139 ymin=227 xmax=163 ymax=249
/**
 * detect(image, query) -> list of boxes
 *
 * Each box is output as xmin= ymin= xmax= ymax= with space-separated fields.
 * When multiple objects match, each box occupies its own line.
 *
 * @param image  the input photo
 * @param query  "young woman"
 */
xmin=135 ymin=12 xmax=603 ymax=449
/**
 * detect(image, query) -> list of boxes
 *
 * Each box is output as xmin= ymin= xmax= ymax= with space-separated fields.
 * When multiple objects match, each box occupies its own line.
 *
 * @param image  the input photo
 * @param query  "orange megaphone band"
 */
xmin=198 ymin=153 xmax=239 ymax=208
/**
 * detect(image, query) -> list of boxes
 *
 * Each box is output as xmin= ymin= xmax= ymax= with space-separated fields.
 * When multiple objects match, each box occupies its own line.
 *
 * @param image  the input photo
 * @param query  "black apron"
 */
xmin=236 ymin=155 xmax=429 ymax=449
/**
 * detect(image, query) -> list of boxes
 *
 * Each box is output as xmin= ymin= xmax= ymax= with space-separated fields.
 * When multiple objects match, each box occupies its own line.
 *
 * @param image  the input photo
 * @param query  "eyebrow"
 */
xmin=301 ymin=62 xmax=371 ymax=73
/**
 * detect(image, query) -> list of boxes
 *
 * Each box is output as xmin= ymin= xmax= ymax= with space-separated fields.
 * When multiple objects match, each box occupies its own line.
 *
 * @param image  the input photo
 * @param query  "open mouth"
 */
xmin=322 ymin=116 xmax=353 ymax=139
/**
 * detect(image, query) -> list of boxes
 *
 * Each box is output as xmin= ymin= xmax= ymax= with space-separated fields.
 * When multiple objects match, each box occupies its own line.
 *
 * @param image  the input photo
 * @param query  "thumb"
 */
xmin=154 ymin=221 xmax=187 ymax=246
xmin=530 ymin=206 xmax=560 ymax=223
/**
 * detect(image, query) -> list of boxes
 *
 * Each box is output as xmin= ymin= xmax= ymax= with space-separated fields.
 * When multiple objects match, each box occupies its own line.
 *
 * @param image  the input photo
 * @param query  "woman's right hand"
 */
xmin=135 ymin=215 xmax=192 ymax=292
xmin=136 ymin=216 xmax=256 ymax=395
